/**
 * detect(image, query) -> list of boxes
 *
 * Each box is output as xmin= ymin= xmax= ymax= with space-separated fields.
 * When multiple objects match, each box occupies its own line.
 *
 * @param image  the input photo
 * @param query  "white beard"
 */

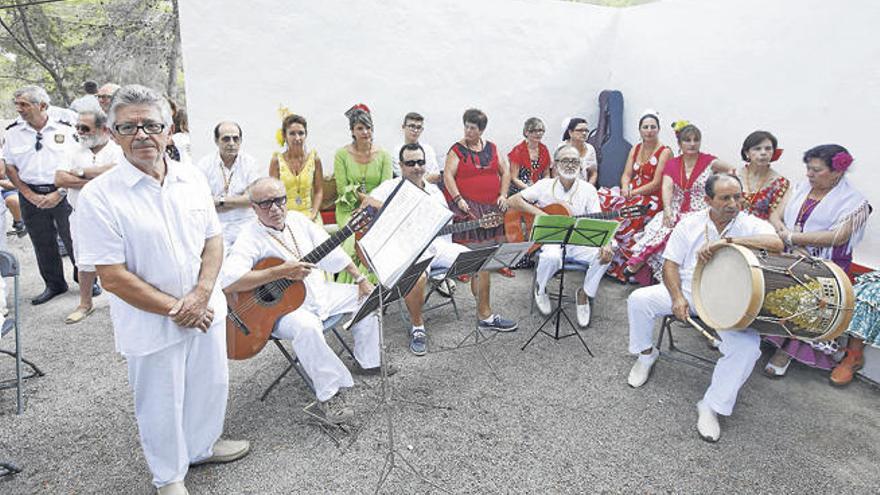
xmin=558 ymin=169 xmax=579 ymax=181
xmin=79 ymin=134 xmax=108 ymax=150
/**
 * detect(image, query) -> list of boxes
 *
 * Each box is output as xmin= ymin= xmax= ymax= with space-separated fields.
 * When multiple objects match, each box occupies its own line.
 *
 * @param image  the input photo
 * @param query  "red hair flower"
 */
xmin=831 ymin=151 xmax=853 ymax=172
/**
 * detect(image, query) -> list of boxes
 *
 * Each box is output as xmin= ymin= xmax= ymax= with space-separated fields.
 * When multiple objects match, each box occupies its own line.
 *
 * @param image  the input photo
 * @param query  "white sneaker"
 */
xmin=157 ymin=481 xmax=189 ymax=495
xmin=696 ymin=400 xmax=721 ymax=442
xmin=627 ymin=348 xmax=659 ymax=388
xmin=534 ymin=285 xmax=551 ymax=315
xmin=576 ymin=300 xmax=591 ymax=327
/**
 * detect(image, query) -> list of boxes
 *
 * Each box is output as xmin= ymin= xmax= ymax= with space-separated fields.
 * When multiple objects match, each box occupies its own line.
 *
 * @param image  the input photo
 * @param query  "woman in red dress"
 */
xmin=508 ymin=117 xmax=551 ymax=195
xmin=598 ymin=110 xmax=671 ymax=282
xmin=735 ymin=130 xmax=789 ymax=221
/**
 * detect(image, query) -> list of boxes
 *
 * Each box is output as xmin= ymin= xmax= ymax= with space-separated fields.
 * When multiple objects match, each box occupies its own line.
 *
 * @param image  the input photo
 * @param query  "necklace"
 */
xmin=551 ymin=177 xmax=579 ymax=204
xmin=795 ymin=196 xmax=821 ymax=232
xmin=743 ymin=165 xmax=772 ymax=210
xmin=704 ymin=214 xmax=736 ymax=243
xmin=219 ymin=160 xmax=235 ymax=195
xmin=265 ymin=222 xmax=303 ymax=260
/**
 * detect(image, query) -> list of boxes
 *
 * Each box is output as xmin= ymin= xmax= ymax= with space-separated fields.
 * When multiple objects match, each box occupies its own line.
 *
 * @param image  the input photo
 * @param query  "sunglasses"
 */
xmin=220 ymin=135 xmax=241 ymax=143
xmin=96 ymin=94 xmax=113 ymax=100
xmin=35 ymin=133 xmax=43 ymax=151
xmin=75 ymin=124 xmax=93 ymax=133
xmin=402 ymin=159 xmax=426 ymax=167
xmin=253 ymin=195 xmax=287 ymax=210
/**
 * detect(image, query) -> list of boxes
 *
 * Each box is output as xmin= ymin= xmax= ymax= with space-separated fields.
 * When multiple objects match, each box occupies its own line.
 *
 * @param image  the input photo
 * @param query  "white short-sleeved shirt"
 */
xmin=369 ymin=177 xmax=455 ymax=252
xmin=221 ymin=211 xmax=353 ymax=320
xmin=391 ymin=141 xmax=440 ymax=178
xmin=556 ymin=142 xmax=598 ymax=181
xmin=2 ymin=119 xmax=77 ymax=185
xmin=76 ymin=157 xmax=225 ymax=357
xmin=195 ymin=151 xmax=265 ymax=227
xmin=519 ymin=177 xmax=601 ymax=216
xmin=663 ymin=210 xmax=777 ymax=293
xmin=66 ymin=141 xmax=122 ymax=209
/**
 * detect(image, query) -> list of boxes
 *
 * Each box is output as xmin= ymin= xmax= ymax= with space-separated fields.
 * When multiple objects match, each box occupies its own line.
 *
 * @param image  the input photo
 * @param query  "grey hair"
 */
xmin=71 ymin=97 xmax=108 ymax=128
xmin=13 ymin=85 xmax=51 ymax=106
xmin=554 ymin=143 xmax=579 ymax=162
xmin=246 ymin=177 xmax=285 ymax=202
xmin=107 ymin=84 xmax=173 ymax=129
xmin=522 ymin=117 xmax=544 ymax=137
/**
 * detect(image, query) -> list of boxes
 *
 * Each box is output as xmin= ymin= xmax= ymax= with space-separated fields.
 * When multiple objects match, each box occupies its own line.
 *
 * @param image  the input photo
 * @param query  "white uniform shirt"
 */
xmin=76 ymin=157 xmax=225 ymax=357
xmin=369 ymin=177 xmax=454 ymax=252
xmin=195 ymin=151 xmax=264 ymax=227
xmin=391 ymin=141 xmax=440 ymax=178
xmin=221 ymin=211 xmax=352 ymax=320
xmin=519 ymin=177 xmax=601 ymax=216
xmin=663 ymin=210 xmax=776 ymax=293
xmin=1 ymin=119 xmax=77 ymax=185
xmin=66 ymin=140 xmax=122 ymax=209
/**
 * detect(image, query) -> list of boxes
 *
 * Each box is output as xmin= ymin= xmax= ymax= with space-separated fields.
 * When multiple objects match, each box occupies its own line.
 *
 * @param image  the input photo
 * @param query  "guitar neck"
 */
xmin=301 ymin=224 xmax=354 ymax=264
xmin=437 ymin=219 xmax=484 ymax=236
xmin=573 ymin=210 xmax=620 ymax=220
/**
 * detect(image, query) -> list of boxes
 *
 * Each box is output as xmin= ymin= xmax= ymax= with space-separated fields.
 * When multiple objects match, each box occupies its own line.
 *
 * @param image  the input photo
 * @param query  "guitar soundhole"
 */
xmin=257 ymin=284 xmax=283 ymax=304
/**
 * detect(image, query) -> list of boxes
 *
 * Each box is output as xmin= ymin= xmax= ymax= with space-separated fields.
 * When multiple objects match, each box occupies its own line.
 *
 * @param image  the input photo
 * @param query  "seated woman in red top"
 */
xmin=508 ymin=117 xmax=551 ymax=195
xmin=598 ymin=110 xmax=671 ymax=282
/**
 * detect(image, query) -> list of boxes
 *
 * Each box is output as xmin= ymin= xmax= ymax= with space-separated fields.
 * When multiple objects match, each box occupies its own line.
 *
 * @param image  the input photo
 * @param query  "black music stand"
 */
xmin=521 ymin=216 xmax=615 ymax=355
xmin=345 ymin=256 xmax=446 ymax=493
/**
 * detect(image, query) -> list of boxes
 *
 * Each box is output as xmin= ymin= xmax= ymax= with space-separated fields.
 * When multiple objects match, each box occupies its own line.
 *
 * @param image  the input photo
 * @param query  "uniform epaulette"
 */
xmin=57 ymin=119 xmax=72 ymax=127
xmin=4 ymin=121 xmax=19 ymax=130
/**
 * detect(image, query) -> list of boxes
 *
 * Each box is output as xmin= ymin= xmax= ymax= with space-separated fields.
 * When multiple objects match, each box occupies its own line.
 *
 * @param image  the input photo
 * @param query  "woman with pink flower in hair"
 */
xmin=765 ymin=144 xmax=872 ymax=380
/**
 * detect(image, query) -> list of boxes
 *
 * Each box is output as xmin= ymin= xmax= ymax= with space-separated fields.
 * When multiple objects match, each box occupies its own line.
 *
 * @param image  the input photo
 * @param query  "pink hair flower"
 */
xmin=831 ymin=151 xmax=853 ymax=172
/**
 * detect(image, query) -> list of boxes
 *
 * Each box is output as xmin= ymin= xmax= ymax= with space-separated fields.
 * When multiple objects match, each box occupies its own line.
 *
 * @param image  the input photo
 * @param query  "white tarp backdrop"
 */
xmin=179 ymin=0 xmax=880 ymax=266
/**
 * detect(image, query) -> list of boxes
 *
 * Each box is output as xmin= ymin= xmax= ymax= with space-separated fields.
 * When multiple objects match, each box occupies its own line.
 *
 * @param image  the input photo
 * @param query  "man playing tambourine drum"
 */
xmin=625 ymin=173 xmax=783 ymax=442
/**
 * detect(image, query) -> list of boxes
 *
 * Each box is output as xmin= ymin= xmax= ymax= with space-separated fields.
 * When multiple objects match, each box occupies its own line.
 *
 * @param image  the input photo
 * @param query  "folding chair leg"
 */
xmin=260 ymin=340 xmax=315 ymax=402
xmin=331 ymin=328 xmax=357 ymax=361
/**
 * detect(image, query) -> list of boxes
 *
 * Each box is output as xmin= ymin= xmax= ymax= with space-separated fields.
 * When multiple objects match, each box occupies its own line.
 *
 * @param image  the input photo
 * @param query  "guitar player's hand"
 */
xmin=278 ymin=260 xmax=315 ymax=281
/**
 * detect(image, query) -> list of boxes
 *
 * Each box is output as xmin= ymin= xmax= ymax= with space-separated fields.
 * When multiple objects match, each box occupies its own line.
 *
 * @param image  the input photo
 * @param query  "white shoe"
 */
xmin=534 ymin=285 xmax=551 ymax=315
xmin=157 ymin=481 xmax=189 ymax=495
xmin=576 ymin=299 xmax=591 ymax=327
xmin=191 ymin=439 xmax=251 ymax=466
xmin=627 ymin=348 xmax=658 ymax=388
xmin=696 ymin=400 xmax=721 ymax=443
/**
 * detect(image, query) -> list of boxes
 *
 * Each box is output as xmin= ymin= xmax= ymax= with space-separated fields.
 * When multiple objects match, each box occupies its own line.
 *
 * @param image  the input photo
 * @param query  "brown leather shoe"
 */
xmin=830 ymin=348 xmax=864 ymax=387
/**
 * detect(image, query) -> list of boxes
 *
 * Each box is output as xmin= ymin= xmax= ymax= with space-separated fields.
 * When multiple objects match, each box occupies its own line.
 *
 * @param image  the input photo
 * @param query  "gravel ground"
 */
xmin=1 ymin=233 xmax=878 ymax=494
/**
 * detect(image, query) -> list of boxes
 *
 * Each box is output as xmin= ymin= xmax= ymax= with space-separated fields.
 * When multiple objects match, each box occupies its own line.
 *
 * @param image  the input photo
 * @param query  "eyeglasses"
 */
xmin=571 ymin=127 xmax=589 ymax=134
xmin=528 ymin=128 xmax=545 ymax=134
xmin=114 ymin=122 xmax=166 ymax=135
xmin=35 ymin=133 xmax=43 ymax=151
xmin=220 ymin=135 xmax=241 ymax=143
xmin=405 ymin=124 xmax=423 ymax=131
xmin=556 ymin=158 xmax=581 ymax=166
xmin=402 ymin=159 xmax=426 ymax=167
xmin=96 ymin=94 xmax=113 ymax=101
xmin=253 ymin=195 xmax=287 ymax=210
xmin=75 ymin=124 xmax=93 ymax=133
xmin=287 ymin=130 xmax=306 ymax=137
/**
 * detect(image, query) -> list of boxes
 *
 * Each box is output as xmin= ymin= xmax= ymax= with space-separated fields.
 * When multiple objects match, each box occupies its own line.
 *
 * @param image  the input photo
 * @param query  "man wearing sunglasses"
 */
xmin=96 ymin=82 xmax=120 ymax=113
xmin=1 ymin=85 xmax=78 ymax=305
xmin=222 ymin=177 xmax=384 ymax=424
xmin=195 ymin=121 xmax=263 ymax=251
xmin=364 ymin=143 xmax=515 ymax=355
xmin=55 ymin=99 xmax=121 ymax=324
xmin=76 ymin=85 xmax=248 ymax=495
xmin=391 ymin=112 xmax=440 ymax=184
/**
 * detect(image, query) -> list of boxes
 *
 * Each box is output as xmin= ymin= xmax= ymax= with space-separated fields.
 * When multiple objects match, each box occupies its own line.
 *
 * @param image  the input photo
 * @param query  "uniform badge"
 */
xmin=54 ymin=134 xmax=65 ymax=144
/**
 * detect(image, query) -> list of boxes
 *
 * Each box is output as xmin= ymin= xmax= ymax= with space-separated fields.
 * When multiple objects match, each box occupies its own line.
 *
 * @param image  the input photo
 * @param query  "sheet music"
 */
xmin=358 ymin=179 xmax=452 ymax=287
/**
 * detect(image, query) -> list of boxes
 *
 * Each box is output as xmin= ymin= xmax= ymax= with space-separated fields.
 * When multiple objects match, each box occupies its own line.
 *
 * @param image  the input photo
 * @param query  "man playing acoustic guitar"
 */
xmin=508 ymin=144 xmax=614 ymax=327
xmin=221 ymin=177 xmax=384 ymax=424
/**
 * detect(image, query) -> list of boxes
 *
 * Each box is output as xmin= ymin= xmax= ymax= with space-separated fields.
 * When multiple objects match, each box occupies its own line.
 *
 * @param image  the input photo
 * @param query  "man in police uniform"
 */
xmin=1 ymin=85 xmax=77 ymax=305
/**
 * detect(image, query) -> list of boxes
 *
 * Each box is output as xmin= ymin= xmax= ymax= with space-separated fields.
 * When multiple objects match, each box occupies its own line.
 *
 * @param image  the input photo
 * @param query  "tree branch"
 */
xmin=14 ymin=0 xmax=69 ymax=103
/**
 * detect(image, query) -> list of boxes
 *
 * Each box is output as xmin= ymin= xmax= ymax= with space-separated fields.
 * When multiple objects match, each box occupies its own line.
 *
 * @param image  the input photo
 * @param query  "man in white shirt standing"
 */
xmin=625 ymin=173 xmax=782 ymax=443
xmin=391 ymin=112 xmax=440 ymax=184
xmin=55 ymin=98 xmax=121 ymax=324
xmin=508 ymin=144 xmax=613 ymax=328
xmin=76 ymin=85 xmax=249 ymax=495
xmin=1 ymin=85 xmax=78 ymax=305
xmin=365 ymin=143 xmax=515 ymax=355
xmin=195 ymin=121 xmax=264 ymax=251
xmin=222 ymin=177 xmax=384 ymax=424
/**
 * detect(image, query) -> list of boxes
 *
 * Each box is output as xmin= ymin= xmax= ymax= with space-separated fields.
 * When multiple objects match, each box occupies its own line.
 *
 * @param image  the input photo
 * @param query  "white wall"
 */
xmin=179 ymin=0 xmax=880 ymax=266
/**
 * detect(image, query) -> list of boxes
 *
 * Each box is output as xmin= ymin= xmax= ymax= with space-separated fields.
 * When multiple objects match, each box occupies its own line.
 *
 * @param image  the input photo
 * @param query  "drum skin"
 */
xmin=693 ymin=245 xmax=855 ymax=341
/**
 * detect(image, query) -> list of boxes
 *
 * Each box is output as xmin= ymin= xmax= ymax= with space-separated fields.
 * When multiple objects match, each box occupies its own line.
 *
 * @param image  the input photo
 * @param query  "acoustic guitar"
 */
xmin=504 ymin=203 xmax=648 ymax=253
xmin=225 ymin=208 xmax=374 ymax=360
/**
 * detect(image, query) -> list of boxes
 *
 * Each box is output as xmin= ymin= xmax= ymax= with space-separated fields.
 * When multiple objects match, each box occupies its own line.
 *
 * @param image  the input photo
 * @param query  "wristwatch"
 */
xmin=57 ymin=188 xmax=68 ymax=197
xmin=75 ymin=167 xmax=85 ymax=178
xmin=218 ymin=195 xmax=225 ymax=207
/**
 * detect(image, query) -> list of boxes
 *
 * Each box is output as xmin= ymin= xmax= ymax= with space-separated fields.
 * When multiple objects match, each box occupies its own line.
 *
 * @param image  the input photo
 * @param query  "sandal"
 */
xmin=763 ymin=352 xmax=791 ymax=378
xmin=65 ymin=306 xmax=96 ymax=324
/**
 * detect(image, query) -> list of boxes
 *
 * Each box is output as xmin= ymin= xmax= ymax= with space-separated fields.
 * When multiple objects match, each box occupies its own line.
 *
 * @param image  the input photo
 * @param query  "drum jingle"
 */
xmin=692 ymin=245 xmax=854 ymax=341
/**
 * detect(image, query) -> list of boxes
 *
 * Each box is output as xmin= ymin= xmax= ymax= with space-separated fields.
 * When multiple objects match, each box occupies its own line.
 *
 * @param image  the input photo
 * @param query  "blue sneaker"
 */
xmin=477 ymin=314 xmax=517 ymax=332
xmin=410 ymin=327 xmax=427 ymax=356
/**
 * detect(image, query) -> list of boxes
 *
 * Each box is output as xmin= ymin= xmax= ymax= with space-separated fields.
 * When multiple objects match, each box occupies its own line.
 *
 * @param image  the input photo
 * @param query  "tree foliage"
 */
xmin=0 ymin=0 xmax=183 ymax=114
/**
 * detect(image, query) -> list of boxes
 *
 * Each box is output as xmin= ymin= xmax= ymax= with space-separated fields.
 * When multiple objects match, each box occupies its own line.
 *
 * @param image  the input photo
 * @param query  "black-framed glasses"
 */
xmin=528 ymin=128 xmax=546 ymax=134
xmin=253 ymin=195 xmax=287 ymax=210
xmin=35 ymin=133 xmax=43 ymax=151
xmin=96 ymin=94 xmax=113 ymax=101
xmin=114 ymin=122 xmax=166 ymax=135
xmin=572 ymin=127 xmax=589 ymax=134
xmin=405 ymin=124 xmax=423 ymax=131
xmin=75 ymin=124 xmax=93 ymax=133
xmin=556 ymin=158 xmax=581 ymax=167
xmin=402 ymin=159 xmax=426 ymax=168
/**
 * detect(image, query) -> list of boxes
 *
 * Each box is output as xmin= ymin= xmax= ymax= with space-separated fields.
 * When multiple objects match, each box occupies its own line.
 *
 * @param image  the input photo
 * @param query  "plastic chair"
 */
xmin=0 ymin=251 xmax=44 ymax=415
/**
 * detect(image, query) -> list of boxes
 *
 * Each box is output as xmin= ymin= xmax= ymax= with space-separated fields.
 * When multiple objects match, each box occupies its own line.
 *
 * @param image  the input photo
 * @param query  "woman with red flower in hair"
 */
xmin=735 ymin=130 xmax=789 ymax=221
xmin=766 ymin=144 xmax=872 ymax=381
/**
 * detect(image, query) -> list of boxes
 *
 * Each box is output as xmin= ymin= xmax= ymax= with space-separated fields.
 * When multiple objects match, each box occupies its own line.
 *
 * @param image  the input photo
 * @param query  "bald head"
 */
xmin=247 ymin=177 xmax=285 ymax=202
xmin=214 ymin=121 xmax=243 ymax=163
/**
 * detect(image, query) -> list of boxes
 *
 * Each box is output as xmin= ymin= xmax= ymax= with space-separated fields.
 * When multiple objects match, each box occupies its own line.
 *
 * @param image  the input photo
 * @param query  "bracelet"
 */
xmin=784 ymin=231 xmax=793 ymax=247
xmin=354 ymin=275 xmax=367 ymax=284
xmin=452 ymin=194 xmax=462 ymax=203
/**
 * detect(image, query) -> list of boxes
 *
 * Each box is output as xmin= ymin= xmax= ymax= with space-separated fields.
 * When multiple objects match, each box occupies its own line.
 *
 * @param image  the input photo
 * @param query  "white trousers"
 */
xmin=535 ymin=245 xmax=610 ymax=298
xmin=627 ymin=284 xmax=762 ymax=416
xmin=273 ymin=282 xmax=380 ymax=402
xmin=126 ymin=318 xmax=228 ymax=488
xmin=70 ymin=208 xmax=95 ymax=272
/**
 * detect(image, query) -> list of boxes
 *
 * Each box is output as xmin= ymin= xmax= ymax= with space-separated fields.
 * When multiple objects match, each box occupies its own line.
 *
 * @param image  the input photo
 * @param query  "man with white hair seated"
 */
xmin=221 ymin=177 xmax=386 ymax=423
xmin=55 ymin=98 xmax=121 ymax=324
xmin=625 ymin=173 xmax=782 ymax=443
